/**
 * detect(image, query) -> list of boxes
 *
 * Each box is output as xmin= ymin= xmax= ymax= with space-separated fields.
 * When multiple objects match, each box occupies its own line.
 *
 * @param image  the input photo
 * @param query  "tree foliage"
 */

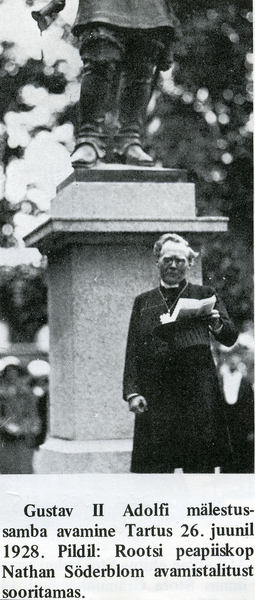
xmin=151 ymin=2 xmax=252 ymax=235
xmin=202 ymin=234 xmax=253 ymax=328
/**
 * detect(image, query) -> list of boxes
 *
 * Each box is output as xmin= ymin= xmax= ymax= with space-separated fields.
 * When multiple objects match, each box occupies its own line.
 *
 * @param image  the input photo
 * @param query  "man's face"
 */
xmin=157 ymin=241 xmax=190 ymax=286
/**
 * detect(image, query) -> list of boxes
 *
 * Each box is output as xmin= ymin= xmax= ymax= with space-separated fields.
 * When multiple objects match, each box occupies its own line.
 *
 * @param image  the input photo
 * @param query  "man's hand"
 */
xmin=128 ymin=395 xmax=148 ymax=414
xmin=208 ymin=309 xmax=222 ymax=332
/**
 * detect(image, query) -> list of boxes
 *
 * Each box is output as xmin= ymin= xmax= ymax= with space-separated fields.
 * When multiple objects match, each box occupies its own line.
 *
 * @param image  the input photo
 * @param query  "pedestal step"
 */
xmin=33 ymin=438 xmax=132 ymax=474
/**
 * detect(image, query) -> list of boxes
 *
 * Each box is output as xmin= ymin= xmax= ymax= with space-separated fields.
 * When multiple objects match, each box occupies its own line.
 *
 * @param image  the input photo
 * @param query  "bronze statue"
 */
xmin=32 ymin=1 xmax=178 ymax=167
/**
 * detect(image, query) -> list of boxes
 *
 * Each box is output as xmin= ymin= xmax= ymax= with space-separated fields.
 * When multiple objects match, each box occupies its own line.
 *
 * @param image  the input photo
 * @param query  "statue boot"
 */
xmin=114 ymin=61 xmax=155 ymax=166
xmin=71 ymin=60 xmax=120 ymax=167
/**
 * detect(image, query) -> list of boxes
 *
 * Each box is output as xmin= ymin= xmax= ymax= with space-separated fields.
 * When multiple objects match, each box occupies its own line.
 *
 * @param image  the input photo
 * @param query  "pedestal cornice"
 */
xmin=24 ymin=216 xmax=229 ymax=254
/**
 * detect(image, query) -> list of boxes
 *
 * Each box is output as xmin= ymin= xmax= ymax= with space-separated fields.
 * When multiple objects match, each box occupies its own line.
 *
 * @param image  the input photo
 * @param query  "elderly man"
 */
xmin=123 ymin=234 xmax=238 ymax=473
xmin=32 ymin=0 xmax=178 ymax=166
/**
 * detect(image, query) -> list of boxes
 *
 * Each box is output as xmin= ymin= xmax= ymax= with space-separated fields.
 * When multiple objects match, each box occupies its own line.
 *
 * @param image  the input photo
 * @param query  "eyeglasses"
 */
xmin=161 ymin=256 xmax=187 ymax=266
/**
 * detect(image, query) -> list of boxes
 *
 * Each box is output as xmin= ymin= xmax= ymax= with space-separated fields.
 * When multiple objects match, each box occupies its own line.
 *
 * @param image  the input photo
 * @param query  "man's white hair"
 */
xmin=153 ymin=233 xmax=199 ymax=264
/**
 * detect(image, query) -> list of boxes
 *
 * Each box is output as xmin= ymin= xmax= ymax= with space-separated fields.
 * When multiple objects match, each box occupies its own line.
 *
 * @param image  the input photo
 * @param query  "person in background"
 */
xmin=0 ymin=362 xmax=41 ymax=473
xmin=123 ymin=233 xmax=238 ymax=473
xmin=219 ymin=349 xmax=254 ymax=473
xmin=27 ymin=360 xmax=50 ymax=448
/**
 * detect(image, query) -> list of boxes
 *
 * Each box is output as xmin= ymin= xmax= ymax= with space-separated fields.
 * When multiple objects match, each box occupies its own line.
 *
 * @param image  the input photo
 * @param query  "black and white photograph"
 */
xmin=0 ymin=1 xmax=254 ymax=599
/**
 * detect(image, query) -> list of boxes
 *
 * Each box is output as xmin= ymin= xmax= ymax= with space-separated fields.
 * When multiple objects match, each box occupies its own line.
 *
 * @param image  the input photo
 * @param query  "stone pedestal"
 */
xmin=24 ymin=167 xmax=228 ymax=473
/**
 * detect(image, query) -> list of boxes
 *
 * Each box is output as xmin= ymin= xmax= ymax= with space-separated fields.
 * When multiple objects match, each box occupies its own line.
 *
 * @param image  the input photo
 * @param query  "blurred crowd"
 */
xmin=0 ymin=357 xmax=49 ymax=474
xmin=0 ymin=328 xmax=253 ymax=474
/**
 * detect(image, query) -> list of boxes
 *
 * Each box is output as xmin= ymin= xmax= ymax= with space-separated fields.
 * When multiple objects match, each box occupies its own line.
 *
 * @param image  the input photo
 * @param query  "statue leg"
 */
xmin=71 ymin=25 xmax=124 ymax=167
xmin=114 ymin=59 xmax=155 ymax=166
xmin=114 ymin=29 xmax=172 ymax=166
xmin=71 ymin=59 xmax=120 ymax=167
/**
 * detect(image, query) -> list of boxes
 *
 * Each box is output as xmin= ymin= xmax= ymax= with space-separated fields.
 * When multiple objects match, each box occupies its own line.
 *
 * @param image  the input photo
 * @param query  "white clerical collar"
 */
xmin=221 ymin=368 xmax=242 ymax=405
xmin=160 ymin=280 xmax=179 ymax=289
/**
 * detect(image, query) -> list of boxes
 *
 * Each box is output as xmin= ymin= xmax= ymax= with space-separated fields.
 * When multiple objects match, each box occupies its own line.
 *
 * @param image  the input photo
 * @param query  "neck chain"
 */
xmin=158 ymin=281 xmax=188 ymax=315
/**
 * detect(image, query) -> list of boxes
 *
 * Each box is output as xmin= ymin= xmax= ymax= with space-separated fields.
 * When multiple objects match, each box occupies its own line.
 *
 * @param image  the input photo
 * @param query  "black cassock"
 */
xmin=123 ymin=281 xmax=238 ymax=473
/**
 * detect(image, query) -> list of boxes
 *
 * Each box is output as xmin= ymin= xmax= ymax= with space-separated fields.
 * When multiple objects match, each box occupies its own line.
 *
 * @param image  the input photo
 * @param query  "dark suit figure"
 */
xmin=219 ymin=354 xmax=254 ymax=473
xmin=123 ymin=234 xmax=238 ymax=473
xmin=0 ymin=364 xmax=41 ymax=474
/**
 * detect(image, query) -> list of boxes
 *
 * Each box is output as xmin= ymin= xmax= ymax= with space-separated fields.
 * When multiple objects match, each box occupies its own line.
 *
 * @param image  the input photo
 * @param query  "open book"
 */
xmin=160 ymin=294 xmax=216 ymax=324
